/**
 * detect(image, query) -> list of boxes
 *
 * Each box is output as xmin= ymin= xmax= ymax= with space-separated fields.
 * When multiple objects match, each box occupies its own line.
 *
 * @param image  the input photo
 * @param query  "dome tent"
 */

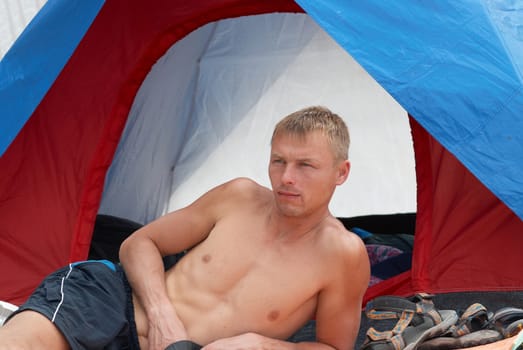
xmin=0 ymin=0 xmax=522 ymax=308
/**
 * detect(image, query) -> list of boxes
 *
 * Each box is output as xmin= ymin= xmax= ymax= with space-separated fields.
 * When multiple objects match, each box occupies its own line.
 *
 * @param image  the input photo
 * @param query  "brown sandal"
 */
xmin=361 ymin=294 xmax=458 ymax=350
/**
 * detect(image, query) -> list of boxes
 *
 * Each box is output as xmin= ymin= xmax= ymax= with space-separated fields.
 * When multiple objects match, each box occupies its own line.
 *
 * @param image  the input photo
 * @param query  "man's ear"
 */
xmin=335 ymin=160 xmax=350 ymax=185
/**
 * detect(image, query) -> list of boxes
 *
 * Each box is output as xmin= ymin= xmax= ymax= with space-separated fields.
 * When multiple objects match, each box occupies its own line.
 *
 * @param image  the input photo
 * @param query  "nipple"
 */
xmin=267 ymin=310 xmax=280 ymax=322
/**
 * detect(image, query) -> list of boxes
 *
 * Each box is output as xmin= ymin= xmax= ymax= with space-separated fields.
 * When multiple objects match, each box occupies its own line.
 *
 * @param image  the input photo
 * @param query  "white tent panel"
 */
xmin=100 ymin=13 xmax=416 ymax=224
xmin=0 ymin=0 xmax=46 ymax=59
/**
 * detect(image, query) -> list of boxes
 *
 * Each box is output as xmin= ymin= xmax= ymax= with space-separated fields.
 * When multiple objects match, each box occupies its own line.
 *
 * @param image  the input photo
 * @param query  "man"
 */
xmin=0 ymin=106 xmax=370 ymax=350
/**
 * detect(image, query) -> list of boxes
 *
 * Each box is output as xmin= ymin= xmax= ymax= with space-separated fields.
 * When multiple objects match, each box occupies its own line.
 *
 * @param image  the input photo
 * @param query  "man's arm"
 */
xmin=119 ymin=181 xmax=235 ymax=350
xmin=202 ymin=332 xmax=335 ymax=350
xmin=313 ymin=232 xmax=370 ymax=350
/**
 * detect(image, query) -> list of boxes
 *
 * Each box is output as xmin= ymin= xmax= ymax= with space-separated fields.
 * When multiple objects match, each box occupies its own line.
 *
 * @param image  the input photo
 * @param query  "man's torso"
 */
xmin=132 ymin=183 xmax=346 ymax=346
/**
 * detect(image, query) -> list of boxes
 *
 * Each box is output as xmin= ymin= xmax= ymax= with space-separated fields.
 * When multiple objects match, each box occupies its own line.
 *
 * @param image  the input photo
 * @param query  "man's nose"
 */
xmin=281 ymin=164 xmax=296 ymax=184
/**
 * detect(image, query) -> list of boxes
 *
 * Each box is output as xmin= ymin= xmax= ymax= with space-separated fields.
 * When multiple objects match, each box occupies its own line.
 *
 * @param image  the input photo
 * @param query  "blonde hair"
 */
xmin=271 ymin=106 xmax=350 ymax=161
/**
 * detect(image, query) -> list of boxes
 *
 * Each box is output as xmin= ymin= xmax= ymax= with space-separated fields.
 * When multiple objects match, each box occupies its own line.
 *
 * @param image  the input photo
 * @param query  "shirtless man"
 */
xmin=0 ymin=106 xmax=370 ymax=350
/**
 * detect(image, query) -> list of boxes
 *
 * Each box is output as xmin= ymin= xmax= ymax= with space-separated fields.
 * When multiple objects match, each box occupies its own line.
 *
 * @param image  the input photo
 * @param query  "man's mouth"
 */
xmin=277 ymin=190 xmax=300 ymax=198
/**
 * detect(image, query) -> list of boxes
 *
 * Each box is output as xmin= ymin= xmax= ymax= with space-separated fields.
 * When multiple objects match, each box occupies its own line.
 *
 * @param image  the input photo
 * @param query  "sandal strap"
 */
xmin=367 ymin=311 xmax=415 ymax=341
xmin=451 ymin=303 xmax=489 ymax=336
xmin=366 ymin=294 xmax=442 ymax=326
xmin=366 ymin=297 xmax=417 ymax=320
xmin=390 ymin=333 xmax=407 ymax=350
xmin=364 ymin=331 xmax=407 ymax=350
xmin=502 ymin=319 xmax=523 ymax=338
xmin=492 ymin=307 xmax=523 ymax=338
xmin=366 ymin=294 xmax=434 ymax=318
xmin=493 ymin=307 xmax=523 ymax=325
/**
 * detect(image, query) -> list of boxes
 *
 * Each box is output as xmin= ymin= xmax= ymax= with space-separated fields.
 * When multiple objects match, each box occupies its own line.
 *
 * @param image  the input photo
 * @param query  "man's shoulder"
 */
xmin=317 ymin=218 xmax=370 ymax=286
xmin=319 ymin=218 xmax=368 ymax=264
xmin=320 ymin=217 xmax=353 ymax=240
xmin=221 ymin=177 xmax=270 ymax=197
xmin=212 ymin=177 xmax=272 ymax=207
xmin=223 ymin=177 xmax=261 ymax=190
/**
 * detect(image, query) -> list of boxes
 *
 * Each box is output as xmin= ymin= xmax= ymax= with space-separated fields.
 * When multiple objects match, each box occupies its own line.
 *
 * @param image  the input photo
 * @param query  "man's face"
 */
xmin=268 ymin=130 xmax=349 ymax=217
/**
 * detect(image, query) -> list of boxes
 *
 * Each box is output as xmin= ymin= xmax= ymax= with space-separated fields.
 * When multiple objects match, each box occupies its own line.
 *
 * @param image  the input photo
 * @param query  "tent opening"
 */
xmin=97 ymin=13 xmax=416 ymax=225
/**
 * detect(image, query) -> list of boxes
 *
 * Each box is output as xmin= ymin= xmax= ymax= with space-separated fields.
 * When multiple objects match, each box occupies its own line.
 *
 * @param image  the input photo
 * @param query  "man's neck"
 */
xmin=268 ymin=207 xmax=331 ymax=242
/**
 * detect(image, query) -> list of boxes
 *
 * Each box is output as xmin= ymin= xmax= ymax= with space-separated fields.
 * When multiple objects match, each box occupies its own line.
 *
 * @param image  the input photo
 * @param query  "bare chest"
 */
xmin=169 ymin=220 xmax=323 ymax=335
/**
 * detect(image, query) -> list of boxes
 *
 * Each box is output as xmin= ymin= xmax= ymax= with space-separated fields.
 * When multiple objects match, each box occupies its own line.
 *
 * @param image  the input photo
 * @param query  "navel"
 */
xmin=202 ymin=254 xmax=212 ymax=263
xmin=267 ymin=309 xmax=280 ymax=322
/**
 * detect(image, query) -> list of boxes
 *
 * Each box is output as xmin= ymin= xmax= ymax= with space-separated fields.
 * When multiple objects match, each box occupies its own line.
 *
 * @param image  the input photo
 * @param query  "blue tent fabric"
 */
xmin=295 ymin=0 xmax=523 ymax=219
xmin=0 ymin=0 xmax=104 ymax=156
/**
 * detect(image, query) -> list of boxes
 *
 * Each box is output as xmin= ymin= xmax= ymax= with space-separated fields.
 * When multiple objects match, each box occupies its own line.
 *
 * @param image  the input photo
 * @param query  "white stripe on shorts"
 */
xmin=51 ymin=263 xmax=73 ymax=323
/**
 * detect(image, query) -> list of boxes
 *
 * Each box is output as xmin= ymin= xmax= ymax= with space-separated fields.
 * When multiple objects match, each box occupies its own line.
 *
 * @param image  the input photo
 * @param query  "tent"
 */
xmin=1 ymin=0 xmax=522 ymax=307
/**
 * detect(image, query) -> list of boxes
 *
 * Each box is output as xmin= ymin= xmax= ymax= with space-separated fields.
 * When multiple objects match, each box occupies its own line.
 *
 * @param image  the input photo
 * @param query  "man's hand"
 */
xmin=146 ymin=302 xmax=189 ymax=350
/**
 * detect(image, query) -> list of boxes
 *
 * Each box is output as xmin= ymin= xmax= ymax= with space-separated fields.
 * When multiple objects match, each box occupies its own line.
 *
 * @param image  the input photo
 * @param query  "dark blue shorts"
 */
xmin=7 ymin=260 xmax=140 ymax=350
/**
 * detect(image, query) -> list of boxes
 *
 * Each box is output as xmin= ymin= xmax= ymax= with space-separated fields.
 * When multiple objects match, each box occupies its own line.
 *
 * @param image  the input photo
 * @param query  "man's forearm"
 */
xmin=266 ymin=338 xmax=338 ymax=350
xmin=120 ymin=234 xmax=189 ymax=348
xmin=119 ymin=234 xmax=170 ymax=311
xmin=202 ymin=332 xmax=339 ymax=350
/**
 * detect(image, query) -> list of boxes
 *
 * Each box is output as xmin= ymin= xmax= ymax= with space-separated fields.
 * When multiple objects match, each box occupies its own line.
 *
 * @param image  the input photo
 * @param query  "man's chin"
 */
xmin=276 ymin=203 xmax=303 ymax=217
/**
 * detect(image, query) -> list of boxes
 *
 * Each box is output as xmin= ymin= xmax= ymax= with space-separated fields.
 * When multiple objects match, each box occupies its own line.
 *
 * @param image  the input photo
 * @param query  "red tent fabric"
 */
xmin=409 ymin=118 xmax=523 ymax=294
xmin=363 ymin=118 xmax=523 ymax=304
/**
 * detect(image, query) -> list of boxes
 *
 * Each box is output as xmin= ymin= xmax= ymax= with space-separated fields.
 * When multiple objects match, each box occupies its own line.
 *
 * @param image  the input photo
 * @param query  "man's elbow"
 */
xmin=119 ymin=233 xmax=144 ymax=263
